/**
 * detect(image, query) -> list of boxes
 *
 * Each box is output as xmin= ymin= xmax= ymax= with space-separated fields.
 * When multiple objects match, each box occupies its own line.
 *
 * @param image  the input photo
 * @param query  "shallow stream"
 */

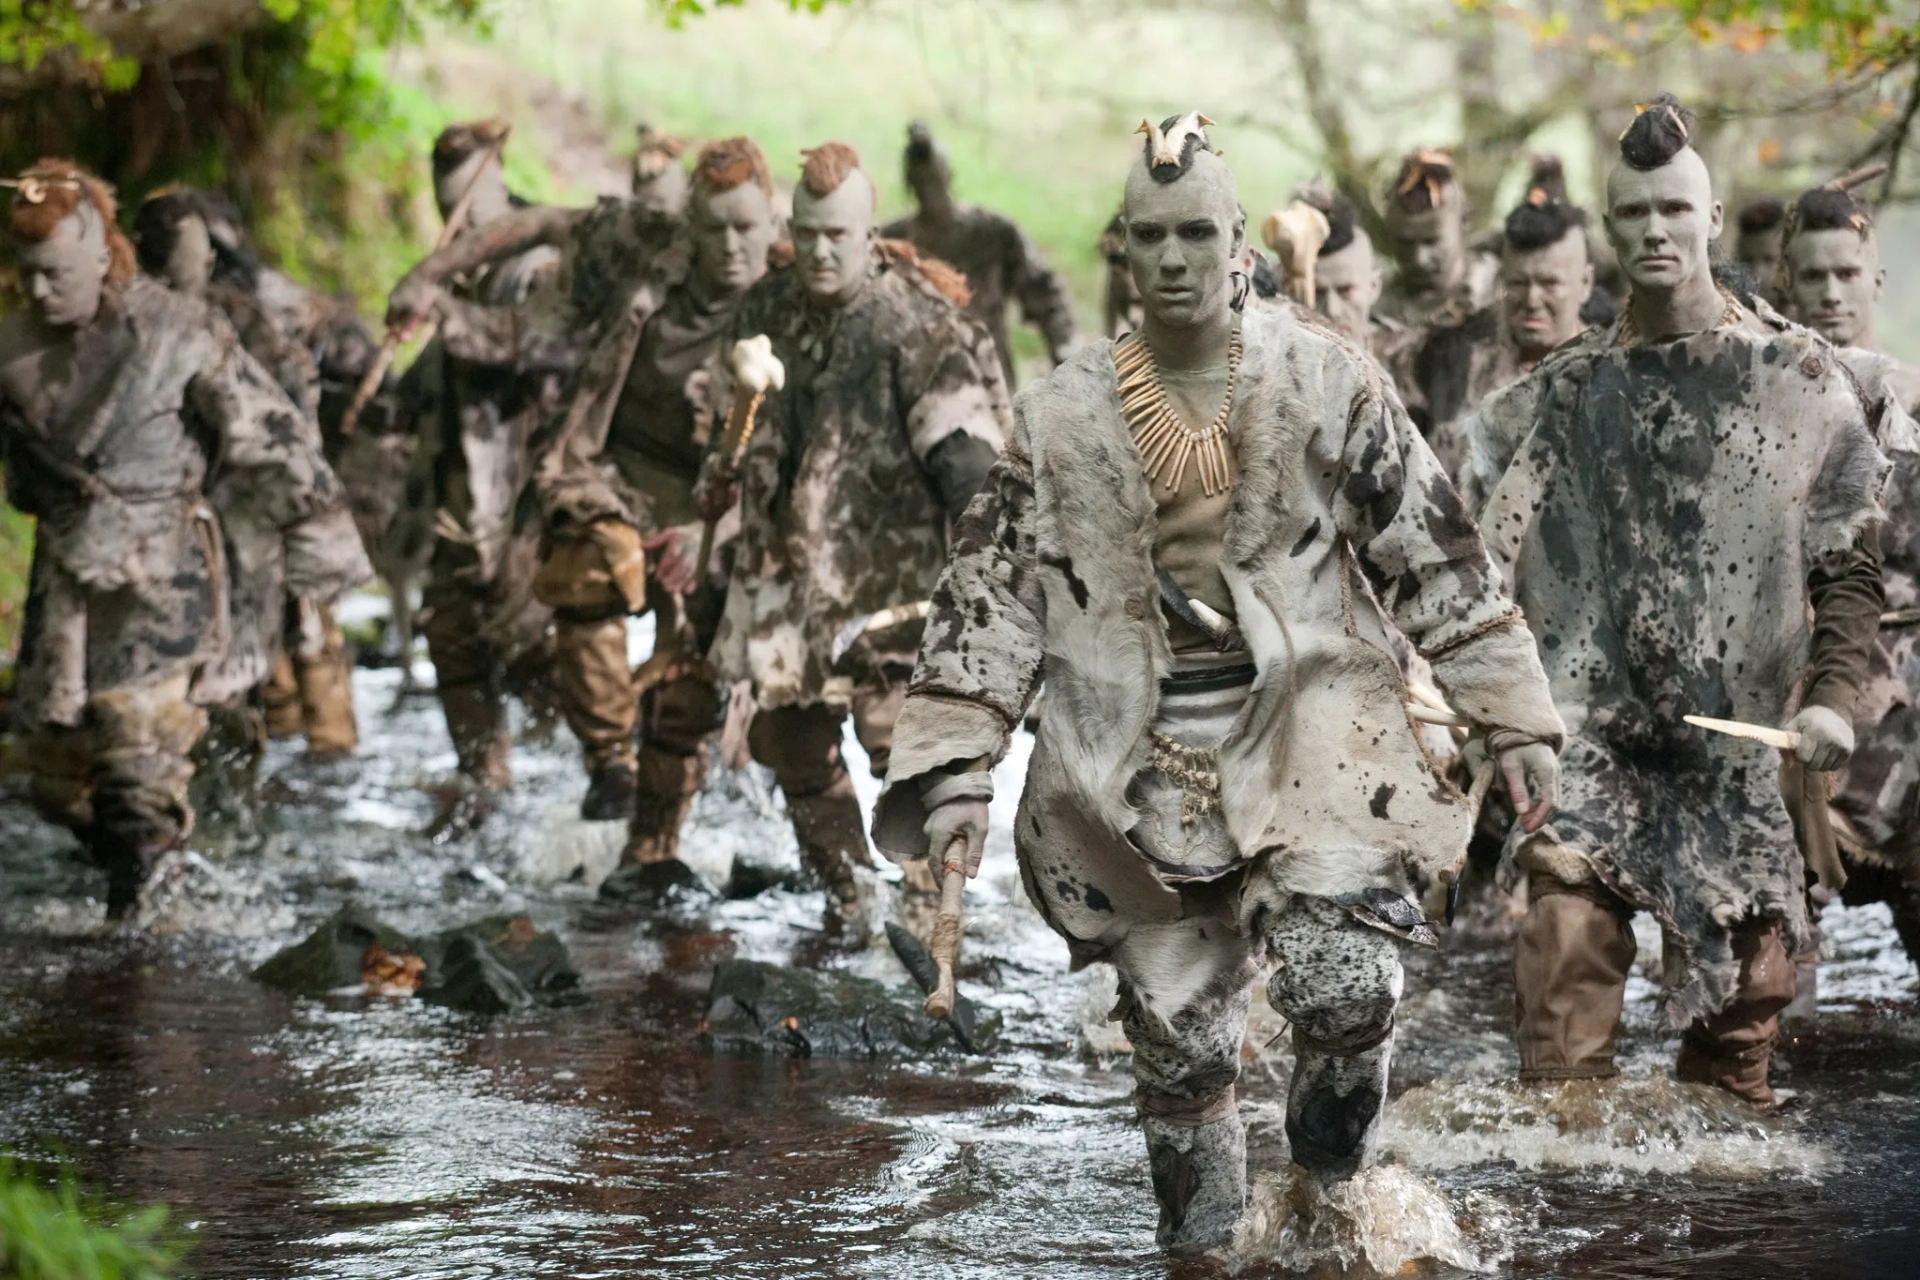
xmin=2 ymin=646 xmax=1917 ymax=1278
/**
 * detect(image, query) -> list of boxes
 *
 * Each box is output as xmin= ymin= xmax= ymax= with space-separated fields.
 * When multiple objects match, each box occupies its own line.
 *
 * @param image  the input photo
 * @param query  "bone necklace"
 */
xmin=1114 ymin=322 xmax=1241 ymax=498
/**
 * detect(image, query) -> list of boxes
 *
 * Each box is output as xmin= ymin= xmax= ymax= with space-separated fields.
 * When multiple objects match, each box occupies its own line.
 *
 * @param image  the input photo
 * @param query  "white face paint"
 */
xmin=1500 ymin=231 xmax=1593 ymax=359
xmin=14 ymin=207 xmax=110 ymax=329
xmin=434 ymin=148 xmax=512 ymax=228
xmin=1787 ymin=227 xmax=1882 ymax=349
xmin=691 ymin=181 xmax=779 ymax=298
xmin=633 ymin=162 xmax=689 ymax=217
xmin=1315 ymin=232 xmax=1384 ymax=346
xmin=1122 ymin=153 xmax=1245 ymax=332
xmin=1604 ymin=149 xmax=1723 ymax=295
xmin=163 ymin=212 xmax=213 ymax=296
xmin=1388 ymin=204 xmax=1466 ymax=294
xmin=791 ymin=170 xmax=877 ymax=306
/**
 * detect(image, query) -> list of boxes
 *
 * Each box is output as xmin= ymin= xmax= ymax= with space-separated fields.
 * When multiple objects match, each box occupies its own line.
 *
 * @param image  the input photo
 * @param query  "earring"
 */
xmin=1229 ymin=270 xmax=1250 ymax=312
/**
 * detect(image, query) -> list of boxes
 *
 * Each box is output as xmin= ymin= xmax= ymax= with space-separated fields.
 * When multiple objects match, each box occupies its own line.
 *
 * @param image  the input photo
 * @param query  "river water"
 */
xmin=2 ymin=645 xmax=1918 ymax=1279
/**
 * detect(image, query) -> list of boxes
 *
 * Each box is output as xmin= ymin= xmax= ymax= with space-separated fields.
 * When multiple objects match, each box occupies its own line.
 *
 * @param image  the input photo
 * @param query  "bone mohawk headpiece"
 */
xmin=1392 ymin=148 xmax=1457 ymax=212
xmin=1617 ymin=94 xmax=1696 ymax=171
xmin=1136 ymin=111 xmax=1218 ymax=184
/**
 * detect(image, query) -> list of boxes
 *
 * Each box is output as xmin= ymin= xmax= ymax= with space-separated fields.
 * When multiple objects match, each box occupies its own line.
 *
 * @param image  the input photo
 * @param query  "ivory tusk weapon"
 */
xmin=692 ymin=337 xmax=785 ymax=579
xmin=340 ymin=129 xmax=512 ymax=438
xmin=1682 ymin=714 xmax=1802 ymax=752
xmin=830 ymin=600 xmax=933 ymax=666
xmin=925 ymin=836 xmax=968 ymax=1020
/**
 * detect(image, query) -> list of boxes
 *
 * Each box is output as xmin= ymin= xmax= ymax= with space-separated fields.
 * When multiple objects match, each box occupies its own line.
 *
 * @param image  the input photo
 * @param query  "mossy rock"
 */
xmin=701 ymin=958 xmax=995 ymax=1058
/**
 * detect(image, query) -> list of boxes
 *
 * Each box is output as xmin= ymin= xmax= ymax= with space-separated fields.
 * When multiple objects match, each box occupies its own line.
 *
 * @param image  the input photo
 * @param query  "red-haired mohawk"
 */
xmin=693 ymin=137 xmax=772 ymax=196
xmin=6 ymin=158 xmax=134 ymax=285
xmin=799 ymin=141 xmax=864 ymax=199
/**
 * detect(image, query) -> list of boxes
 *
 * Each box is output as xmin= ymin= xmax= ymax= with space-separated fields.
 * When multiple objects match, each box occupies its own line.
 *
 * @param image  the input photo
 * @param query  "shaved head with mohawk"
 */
xmin=7 ymin=159 xmax=132 ymax=327
xmin=1785 ymin=167 xmax=1890 ymax=349
xmin=689 ymin=136 xmax=781 ymax=297
xmin=791 ymin=140 xmax=878 ymax=304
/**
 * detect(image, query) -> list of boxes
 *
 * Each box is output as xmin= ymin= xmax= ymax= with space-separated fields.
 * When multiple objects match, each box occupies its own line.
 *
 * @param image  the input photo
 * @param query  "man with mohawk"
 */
xmin=1377 ymin=148 xmax=1497 ymax=333
xmin=881 ymin=121 xmax=1077 ymax=387
xmin=1416 ymin=172 xmax=1596 ymax=493
xmin=0 ymin=160 xmax=369 ymax=912
xmin=872 ymin=112 xmax=1563 ymax=1250
xmin=704 ymin=139 xmax=1009 ymax=936
xmin=1466 ymin=95 xmax=1889 ymax=1106
xmin=521 ymin=136 xmax=782 ymax=864
xmin=1780 ymin=173 xmax=1920 ymax=972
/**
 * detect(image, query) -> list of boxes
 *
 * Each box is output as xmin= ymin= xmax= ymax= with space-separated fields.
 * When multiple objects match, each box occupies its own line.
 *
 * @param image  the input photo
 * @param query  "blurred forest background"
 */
xmin=0 ymin=0 xmax=1916 ymax=642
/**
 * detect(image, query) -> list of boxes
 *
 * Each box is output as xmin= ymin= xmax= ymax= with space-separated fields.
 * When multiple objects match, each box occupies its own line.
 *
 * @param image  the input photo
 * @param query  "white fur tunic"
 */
xmin=873 ymin=304 xmax=1563 ymax=957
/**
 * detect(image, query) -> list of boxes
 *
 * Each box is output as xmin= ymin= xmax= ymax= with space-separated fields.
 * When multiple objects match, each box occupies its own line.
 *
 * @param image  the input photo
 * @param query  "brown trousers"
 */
xmin=421 ymin=568 xmax=554 ymax=790
xmin=1515 ymin=871 xmax=1796 ymax=1106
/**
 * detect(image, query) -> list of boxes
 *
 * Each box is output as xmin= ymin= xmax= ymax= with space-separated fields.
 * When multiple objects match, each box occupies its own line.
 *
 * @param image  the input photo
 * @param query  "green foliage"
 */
xmin=0 ymin=1 xmax=136 ymax=89
xmin=653 ymin=0 xmax=849 ymax=29
xmin=1603 ymin=0 xmax=1920 ymax=72
xmin=0 ymin=1158 xmax=192 ymax=1280
xmin=0 ymin=497 xmax=30 ymax=656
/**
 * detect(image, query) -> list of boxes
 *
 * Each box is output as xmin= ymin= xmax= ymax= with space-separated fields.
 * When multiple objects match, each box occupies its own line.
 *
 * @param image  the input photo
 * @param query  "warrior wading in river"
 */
xmin=705 ymin=140 xmax=1010 ymax=940
xmin=1780 ymin=174 xmax=1920 ymax=977
xmin=0 ymin=160 xmax=369 ymax=913
xmin=873 ymin=113 xmax=1564 ymax=1252
xmin=1466 ymin=95 xmax=1890 ymax=1107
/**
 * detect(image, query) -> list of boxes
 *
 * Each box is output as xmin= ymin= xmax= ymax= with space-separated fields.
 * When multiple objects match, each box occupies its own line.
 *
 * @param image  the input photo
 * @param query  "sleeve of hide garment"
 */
xmin=528 ymin=317 xmax=649 ymax=533
xmin=1006 ymin=221 xmax=1076 ymax=364
xmin=1333 ymin=360 xmax=1566 ymax=749
xmin=872 ymin=414 xmax=1042 ymax=857
xmin=189 ymin=323 xmax=343 ymax=529
xmin=1802 ymin=525 xmax=1886 ymax=718
xmin=898 ymin=306 xmax=1010 ymax=472
xmin=1459 ymin=370 xmax=1546 ymax=515
xmin=432 ymin=294 xmax=582 ymax=376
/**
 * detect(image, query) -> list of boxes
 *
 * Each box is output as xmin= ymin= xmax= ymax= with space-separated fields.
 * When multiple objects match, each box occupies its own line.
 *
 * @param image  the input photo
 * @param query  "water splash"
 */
xmin=1230 ymin=1162 xmax=1514 ymax=1276
xmin=1383 ymin=1072 xmax=1832 ymax=1177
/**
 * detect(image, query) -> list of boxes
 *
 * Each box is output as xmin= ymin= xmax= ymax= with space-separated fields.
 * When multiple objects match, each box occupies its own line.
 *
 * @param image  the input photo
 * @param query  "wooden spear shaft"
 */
xmin=338 ymin=130 xmax=511 ymax=438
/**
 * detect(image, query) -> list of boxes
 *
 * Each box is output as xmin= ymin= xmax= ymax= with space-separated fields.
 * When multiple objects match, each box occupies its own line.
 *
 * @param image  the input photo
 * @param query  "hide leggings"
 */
xmin=1099 ymin=887 xmax=1405 ymax=1251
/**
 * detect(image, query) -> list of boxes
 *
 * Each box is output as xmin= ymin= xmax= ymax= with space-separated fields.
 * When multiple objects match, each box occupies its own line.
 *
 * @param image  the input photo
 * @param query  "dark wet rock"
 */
xmin=885 ymin=922 xmax=983 ymax=1052
xmin=722 ymin=851 xmax=806 ymax=899
xmin=253 ymin=905 xmax=584 ymax=1011
xmin=701 ymin=958 xmax=996 ymax=1057
xmin=599 ymin=860 xmax=714 ymax=904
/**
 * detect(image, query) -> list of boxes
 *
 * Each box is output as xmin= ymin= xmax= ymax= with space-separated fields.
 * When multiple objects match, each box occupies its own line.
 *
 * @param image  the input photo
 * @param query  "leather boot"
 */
xmin=1514 ymin=880 xmax=1637 ymax=1080
xmin=553 ymin=614 xmax=639 ymax=800
xmin=785 ymin=784 xmax=874 ymax=938
xmin=1676 ymin=920 xmax=1795 ymax=1108
xmin=261 ymin=652 xmax=303 ymax=740
xmin=297 ymin=649 xmax=358 ymax=758
xmin=622 ymin=746 xmax=707 ymax=864
xmin=1140 ymin=1109 xmax=1248 ymax=1255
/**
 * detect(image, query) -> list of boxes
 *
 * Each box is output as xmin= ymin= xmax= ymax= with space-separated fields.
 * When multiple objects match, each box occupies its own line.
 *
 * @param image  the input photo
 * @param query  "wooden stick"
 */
xmin=925 ymin=842 xmax=967 ymax=1020
xmin=1682 ymin=714 xmax=1802 ymax=752
xmin=339 ymin=130 xmax=511 ymax=437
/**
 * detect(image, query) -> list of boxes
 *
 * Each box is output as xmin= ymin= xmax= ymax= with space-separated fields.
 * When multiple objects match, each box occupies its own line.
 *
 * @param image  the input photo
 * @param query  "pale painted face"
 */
xmin=434 ymin=149 xmax=510 ymax=226
xmin=162 ymin=212 xmax=213 ymax=296
xmin=633 ymin=162 xmax=689 ymax=217
xmin=14 ymin=207 xmax=110 ymax=329
xmin=1388 ymin=204 xmax=1464 ymax=293
xmin=1501 ymin=231 xmax=1593 ymax=359
xmin=1604 ymin=149 xmax=1723 ymax=294
xmin=1787 ymin=227 xmax=1882 ymax=348
xmin=1738 ymin=223 xmax=1783 ymax=286
xmin=1122 ymin=154 xmax=1244 ymax=331
xmin=691 ymin=181 xmax=779 ymax=297
xmin=790 ymin=170 xmax=876 ymax=305
xmin=1314 ymin=233 xmax=1383 ymax=346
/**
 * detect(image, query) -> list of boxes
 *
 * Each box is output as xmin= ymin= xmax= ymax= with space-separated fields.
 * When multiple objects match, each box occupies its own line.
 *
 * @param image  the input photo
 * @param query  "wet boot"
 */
xmin=1514 ymin=879 xmax=1637 ymax=1081
xmin=427 ymin=681 xmax=510 ymax=842
xmin=1140 ymin=1109 xmax=1248 ymax=1255
xmin=785 ymin=784 xmax=874 ymax=942
xmin=622 ymin=746 xmax=706 ymax=864
xmin=1676 ymin=920 xmax=1795 ymax=1108
xmin=297 ymin=649 xmax=358 ymax=759
xmin=581 ymin=758 xmax=638 ymax=822
xmin=554 ymin=614 xmax=640 ymax=819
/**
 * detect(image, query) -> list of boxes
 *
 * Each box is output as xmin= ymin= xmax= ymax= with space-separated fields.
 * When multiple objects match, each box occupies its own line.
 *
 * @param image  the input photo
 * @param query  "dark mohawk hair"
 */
xmin=1504 ymin=182 xmax=1586 ymax=252
xmin=1738 ymin=196 xmax=1784 ymax=236
xmin=1391 ymin=148 xmax=1457 ymax=215
xmin=1618 ymin=94 xmax=1696 ymax=171
xmin=1294 ymin=179 xmax=1357 ymax=256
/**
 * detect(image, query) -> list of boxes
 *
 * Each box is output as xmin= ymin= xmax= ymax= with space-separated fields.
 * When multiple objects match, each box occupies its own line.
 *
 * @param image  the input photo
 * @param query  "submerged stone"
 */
xmin=701 ymin=958 xmax=995 ymax=1058
xmin=253 ymin=905 xmax=584 ymax=1011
